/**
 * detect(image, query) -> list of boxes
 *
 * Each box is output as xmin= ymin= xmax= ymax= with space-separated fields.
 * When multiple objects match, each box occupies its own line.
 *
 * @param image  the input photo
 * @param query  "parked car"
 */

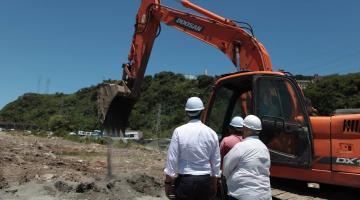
xmin=88 ymin=130 xmax=102 ymax=138
xmin=124 ymin=131 xmax=143 ymax=140
xmin=69 ymin=132 xmax=77 ymax=136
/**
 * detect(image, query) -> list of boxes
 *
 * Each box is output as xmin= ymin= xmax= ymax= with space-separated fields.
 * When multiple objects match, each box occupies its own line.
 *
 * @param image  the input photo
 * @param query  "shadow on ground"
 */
xmin=271 ymin=178 xmax=360 ymax=200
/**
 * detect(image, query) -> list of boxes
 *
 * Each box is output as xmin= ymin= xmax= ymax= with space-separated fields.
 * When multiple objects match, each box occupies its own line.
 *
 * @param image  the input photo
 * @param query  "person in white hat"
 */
xmin=219 ymin=116 xmax=244 ymax=199
xmin=164 ymin=97 xmax=221 ymax=200
xmin=223 ymin=115 xmax=271 ymax=200
xmin=220 ymin=116 xmax=244 ymax=168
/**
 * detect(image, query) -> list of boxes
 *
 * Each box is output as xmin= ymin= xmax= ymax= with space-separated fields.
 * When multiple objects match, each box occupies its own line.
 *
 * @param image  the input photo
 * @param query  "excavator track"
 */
xmin=271 ymin=178 xmax=360 ymax=200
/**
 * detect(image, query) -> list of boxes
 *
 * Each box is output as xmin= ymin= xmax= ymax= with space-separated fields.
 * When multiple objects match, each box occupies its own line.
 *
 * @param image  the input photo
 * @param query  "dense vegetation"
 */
xmin=0 ymin=72 xmax=358 ymax=138
xmin=304 ymin=73 xmax=360 ymax=115
xmin=0 ymin=86 xmax=100 ymax=132
xmin=0 ymin=72 xmax=214 ymax=138
xmin=129 ymin=72 xmax=214 ymax=137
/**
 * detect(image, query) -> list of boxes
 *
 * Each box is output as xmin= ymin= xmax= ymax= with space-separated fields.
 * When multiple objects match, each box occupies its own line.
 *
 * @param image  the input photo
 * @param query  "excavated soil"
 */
xmin=0 ymin=131 xmax=166 ymax=200
xmin=1 ymin=131 xmax=359 ymax=200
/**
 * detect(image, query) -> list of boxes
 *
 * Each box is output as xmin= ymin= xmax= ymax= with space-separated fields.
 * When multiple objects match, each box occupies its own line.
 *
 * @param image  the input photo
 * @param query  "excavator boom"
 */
xmin=98 ymin=0 xmax=272 ymax=134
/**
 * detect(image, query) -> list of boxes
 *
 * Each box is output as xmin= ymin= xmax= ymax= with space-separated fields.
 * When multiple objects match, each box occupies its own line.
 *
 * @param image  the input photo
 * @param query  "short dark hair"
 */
xmin=230 ymin=126 xmax=243 ymax=134
xmin=187 ymin=110 xmax=202 ymax=119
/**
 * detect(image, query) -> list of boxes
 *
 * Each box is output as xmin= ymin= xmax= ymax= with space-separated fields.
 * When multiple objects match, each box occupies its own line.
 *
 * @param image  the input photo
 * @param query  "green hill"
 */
xmin=0 ymin=72 xmax=358 ymax=138
xmin=0 ymin=72 xmax=214 ymax=138
xmin=0 ymin=86 xmax=100 ymax=132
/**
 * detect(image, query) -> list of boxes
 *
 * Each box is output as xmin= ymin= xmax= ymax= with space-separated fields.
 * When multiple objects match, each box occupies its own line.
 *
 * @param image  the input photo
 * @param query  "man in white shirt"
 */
xmin=223 ymin=115 xmax=271 ymax=200
xmin=164 ymin=97 xmax=221 ymax=200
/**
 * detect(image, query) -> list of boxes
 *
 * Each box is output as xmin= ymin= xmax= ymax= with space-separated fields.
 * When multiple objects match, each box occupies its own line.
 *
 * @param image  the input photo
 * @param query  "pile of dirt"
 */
xmin=127 ymin=174 xmax=162 ymax=197
xmin=0 ymin=173 xmax=9 ymax=189
xmin=0 ymin=132 xmax=166 ymax=200
xmin=54 ymin=181 xmax=73 ymax=193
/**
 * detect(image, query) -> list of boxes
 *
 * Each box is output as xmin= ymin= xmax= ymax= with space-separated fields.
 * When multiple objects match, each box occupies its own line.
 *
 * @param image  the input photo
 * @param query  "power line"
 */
xmin=287 ymin=50 xmax=360 ymax=74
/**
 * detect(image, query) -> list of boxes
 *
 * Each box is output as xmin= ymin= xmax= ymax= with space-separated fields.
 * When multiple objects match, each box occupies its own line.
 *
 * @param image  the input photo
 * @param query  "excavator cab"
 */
xmin=205 ymin=72 xmax=313 ymax=168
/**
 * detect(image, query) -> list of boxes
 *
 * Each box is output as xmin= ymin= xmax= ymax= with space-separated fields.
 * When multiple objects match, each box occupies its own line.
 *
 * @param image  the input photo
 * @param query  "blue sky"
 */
xmin=0 ymin=0 xmax=359 ymax=109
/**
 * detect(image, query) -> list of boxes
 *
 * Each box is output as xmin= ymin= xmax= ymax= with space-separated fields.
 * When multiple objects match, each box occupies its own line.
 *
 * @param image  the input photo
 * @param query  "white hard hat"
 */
xmin=185 ymin=97 xmax=204 ymax=111
xmin=230 ymin=116 xmax=244 ymax=128
xmin=243 ymin=115 xmax=262 ymax=131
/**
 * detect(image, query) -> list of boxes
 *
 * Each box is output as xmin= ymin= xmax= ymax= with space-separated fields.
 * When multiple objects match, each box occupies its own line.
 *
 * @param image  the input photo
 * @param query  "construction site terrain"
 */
xmin=0 ymin=131 xmax=359 ymax=200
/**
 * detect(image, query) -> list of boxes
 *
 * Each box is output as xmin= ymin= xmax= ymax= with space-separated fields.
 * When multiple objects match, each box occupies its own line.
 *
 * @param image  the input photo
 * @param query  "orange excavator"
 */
xmin=98 ymin=0 xmax=360 ymax=188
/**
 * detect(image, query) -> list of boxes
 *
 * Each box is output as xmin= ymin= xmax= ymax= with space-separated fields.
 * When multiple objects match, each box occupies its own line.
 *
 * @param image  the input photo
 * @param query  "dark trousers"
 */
xmin=219 ymin=175 xmax=229 ymax=200
xmin=175 ymin=174 xmax=213 ymax=200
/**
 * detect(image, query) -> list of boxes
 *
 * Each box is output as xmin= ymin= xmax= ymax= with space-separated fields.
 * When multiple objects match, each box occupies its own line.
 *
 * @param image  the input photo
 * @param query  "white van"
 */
xmin=124 ymin=131 xmax=143 ymax=140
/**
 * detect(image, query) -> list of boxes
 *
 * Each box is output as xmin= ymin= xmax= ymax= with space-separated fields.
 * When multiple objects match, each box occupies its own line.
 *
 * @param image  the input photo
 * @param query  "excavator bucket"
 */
xmin=97 ymin=81 xmax=135 ymax=133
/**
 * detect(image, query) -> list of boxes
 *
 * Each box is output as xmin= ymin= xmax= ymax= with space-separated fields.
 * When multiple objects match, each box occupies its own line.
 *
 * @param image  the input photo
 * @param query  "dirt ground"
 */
xmin=0 ymin=131 xmax=167 ymax=200
xmin=1 ymin=131 xmax=359 ymax=200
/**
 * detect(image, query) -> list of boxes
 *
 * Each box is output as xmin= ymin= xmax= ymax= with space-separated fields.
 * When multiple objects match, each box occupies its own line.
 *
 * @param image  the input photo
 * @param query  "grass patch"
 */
xmin=57 ymin=151 xmax=104 ymax=157
xmin=63 ymin=135 xmax=107 ymax=145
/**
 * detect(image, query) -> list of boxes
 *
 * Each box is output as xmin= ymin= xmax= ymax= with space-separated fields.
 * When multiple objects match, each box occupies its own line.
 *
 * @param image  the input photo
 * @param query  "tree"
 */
xmin=304 ymin=73 xmax=360 ymax=115
xmin=48 ymin=115 xmax=70 ymax=132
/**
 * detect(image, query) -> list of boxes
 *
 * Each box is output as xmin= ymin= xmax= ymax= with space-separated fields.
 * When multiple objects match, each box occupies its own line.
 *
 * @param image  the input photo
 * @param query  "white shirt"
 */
xmin=223 ymin=135 xmax=271 ymax=200
xmin=164 ymin=119 xmax=221 ymax=177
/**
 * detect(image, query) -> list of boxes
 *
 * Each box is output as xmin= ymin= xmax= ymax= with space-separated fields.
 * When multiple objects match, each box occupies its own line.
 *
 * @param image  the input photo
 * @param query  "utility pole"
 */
xmin=59 ymin=97 xmax=64 ymax=115
xmin=155 ymin=104 xmax=161 ymax=150
xmin=106 ymin=133 xmax=113 ymax=179
xmin=45 ymin=78 xmax=51 ymax=94
xmin=36 ymin=76 xmax=42 ymax=94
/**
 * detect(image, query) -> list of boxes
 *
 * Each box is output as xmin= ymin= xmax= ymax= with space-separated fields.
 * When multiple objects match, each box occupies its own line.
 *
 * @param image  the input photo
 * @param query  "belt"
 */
xmin=178 ymin=174 xmax=210 ymax=177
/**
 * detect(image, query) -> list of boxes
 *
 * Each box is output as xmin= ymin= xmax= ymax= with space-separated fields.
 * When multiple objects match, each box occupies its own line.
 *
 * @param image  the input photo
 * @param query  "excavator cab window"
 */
xmin=206 ymin=86 xmax=235 ymax=138
xmin=206 ymin=75 xmax=253 ymax=140
xmin=205 ymin=74 xmax=312 ymax=168
xmin=254 ymin=75 xmax=313 ymax=168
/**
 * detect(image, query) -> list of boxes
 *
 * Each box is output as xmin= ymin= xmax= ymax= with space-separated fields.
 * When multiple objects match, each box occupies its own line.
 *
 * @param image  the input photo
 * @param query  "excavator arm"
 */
xmin=98 ymin=0 xmax=272 ymax=134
